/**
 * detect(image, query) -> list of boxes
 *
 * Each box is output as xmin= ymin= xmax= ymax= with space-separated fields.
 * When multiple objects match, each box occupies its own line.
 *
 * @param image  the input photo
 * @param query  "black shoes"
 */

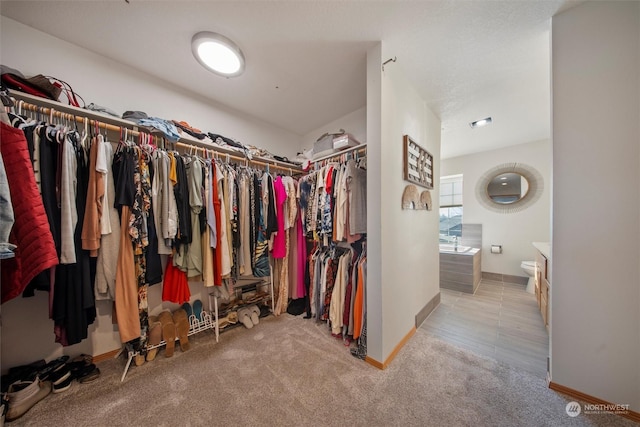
xmin=48 ymin=363 xmax=72 ymax=394
xmin=68 ymin=362 xmax=100 ymax=384
xmin=2 ymin=354 xmax=102 ymax=422
xmin=38 ymin=356 xmax=70 ymax=382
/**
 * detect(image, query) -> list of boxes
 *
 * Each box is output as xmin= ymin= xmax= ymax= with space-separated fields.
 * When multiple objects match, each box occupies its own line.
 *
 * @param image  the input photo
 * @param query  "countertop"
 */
xmin=440 ymin=247 xmax=480 ymax=256
xmin=532 ymin=242 xmax=551 ymax=259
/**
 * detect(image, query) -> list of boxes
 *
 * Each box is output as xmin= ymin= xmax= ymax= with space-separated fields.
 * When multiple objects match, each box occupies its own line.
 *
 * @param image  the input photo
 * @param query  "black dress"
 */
xmin=145 ymin=157 xmax=162 ymax=286
xmin=22 ymin=124 xmax=57 ymax=296
xmin=53 ymin=136 xmax=96 ymax=346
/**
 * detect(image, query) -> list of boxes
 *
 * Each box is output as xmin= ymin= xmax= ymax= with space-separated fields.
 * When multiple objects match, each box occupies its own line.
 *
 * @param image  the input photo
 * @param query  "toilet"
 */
xmin=521 ymin=261 xmax=536 ymax=294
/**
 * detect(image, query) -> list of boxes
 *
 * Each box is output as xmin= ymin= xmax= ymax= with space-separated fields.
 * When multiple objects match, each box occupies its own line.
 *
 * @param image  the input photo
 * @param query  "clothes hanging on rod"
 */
xmin=0 ymin=121 xmax=58 ymax=304
xmin=2 ymin=101 xmax=304 ymax=350
xmin=3 ymin=91 xmax=368 ymax=361
xmin=9 ymin=91 xmax=304 ymax=176
xmin=293 ymin=150 xmax=368 ymax=354
xmin=299 ymin=157 xmax=367 ymax=244
xmin=1 ymin=115 xmax=98 ymax=346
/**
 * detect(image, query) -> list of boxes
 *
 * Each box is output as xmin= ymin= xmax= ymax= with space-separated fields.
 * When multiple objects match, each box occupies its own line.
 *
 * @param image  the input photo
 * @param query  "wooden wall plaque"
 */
xmin=403 ymin=135 xmax=433 ymax=189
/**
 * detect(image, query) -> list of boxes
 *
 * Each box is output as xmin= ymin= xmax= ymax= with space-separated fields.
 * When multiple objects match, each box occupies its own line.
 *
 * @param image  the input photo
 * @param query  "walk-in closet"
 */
xmin=2 ymin=86 xmax=369 ymax=386
xmin=1 ymin=4 xmax=444 ymax=424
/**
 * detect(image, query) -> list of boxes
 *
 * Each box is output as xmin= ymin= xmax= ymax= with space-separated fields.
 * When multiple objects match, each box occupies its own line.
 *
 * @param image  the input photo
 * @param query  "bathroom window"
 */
xmin=440 ymin=174 xmax=463 ymax=242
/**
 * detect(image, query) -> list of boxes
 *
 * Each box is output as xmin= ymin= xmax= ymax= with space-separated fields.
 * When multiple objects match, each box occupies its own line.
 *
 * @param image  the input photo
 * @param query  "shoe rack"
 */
xmin=118 ymin=295 xmax=219 ymax=382
xmin=215 ymin=267 xmax=275 ymax=332
xmin=119 ymin=269 xmax=273 ymax=380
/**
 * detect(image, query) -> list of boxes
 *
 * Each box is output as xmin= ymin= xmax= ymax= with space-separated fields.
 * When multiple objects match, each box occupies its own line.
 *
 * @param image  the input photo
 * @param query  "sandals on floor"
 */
xmin=238 ymin=308 xmax=253 ymax=329
xmin=248 ymin=305 xmax=260 ymax=325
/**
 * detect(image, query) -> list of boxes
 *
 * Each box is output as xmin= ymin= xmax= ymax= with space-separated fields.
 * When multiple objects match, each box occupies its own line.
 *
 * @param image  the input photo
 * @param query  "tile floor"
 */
xmin=421 ymin=279 xmax=549 ymax=377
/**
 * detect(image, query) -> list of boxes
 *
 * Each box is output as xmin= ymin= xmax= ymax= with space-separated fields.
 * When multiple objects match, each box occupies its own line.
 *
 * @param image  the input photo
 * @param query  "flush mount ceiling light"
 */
xmin=192 ymin=31 xmax=245 ymax=77
xmin=470 ymin=117 xmax=492 ymax=128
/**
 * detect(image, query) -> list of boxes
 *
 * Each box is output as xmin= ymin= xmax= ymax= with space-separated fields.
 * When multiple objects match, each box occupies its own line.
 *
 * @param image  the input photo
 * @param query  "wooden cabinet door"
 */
xmin=535 ymin=251 xmax=546 ymax=309
xmin=541 ymin=278 xmax=550 ymax=329
xmin=535 ymin=267 xmax=542 ymax=308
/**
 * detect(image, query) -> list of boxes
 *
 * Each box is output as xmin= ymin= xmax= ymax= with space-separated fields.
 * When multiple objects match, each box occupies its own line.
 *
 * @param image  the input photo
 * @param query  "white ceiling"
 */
xmin=0 ymin=0 xmax=577 ymax=159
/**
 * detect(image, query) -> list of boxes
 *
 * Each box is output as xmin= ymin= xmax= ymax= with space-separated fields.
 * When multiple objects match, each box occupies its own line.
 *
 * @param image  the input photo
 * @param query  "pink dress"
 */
xmin=272 ymin=177 xmax=287 ymax=258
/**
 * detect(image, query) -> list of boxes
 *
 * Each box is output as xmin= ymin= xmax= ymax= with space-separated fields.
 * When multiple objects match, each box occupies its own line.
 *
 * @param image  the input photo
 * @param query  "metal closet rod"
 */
xmin=15 ymin=99 xmax=141 ymax=135
xmin=8 ymin=92 xmax=302 ymax=175
xmin=176 ymin=142 xmax=298 ymax=175
xmin=313 ymin=144 xmax=367 ymax=164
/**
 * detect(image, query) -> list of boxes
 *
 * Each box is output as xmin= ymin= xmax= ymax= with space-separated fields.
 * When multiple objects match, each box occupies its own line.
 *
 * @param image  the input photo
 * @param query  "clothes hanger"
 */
xmin=0 ymin=110 xmax=10 ymax=125
xmin=116 ymin=126 xmax=127 ymax=153
xmin=22 ymin=103 xmax=31 ymax=121
xmin=80 ymin=117 xmax=89 ymax=147
xmin=125 ymin=128 xmax=137 ymax=148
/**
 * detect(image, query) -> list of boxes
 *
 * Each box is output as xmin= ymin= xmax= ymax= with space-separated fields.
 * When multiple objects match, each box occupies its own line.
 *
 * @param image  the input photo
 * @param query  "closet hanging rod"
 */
xmin=311 ymin=143 xmax=367 ymax=164
xmin=11 ymin=95 xmax=142 ymax=135
xmin=7 ymin=90 xmax=303 ymax=173
xmin=174 ymin=141 xmax=298 ymax=175
xmin=10 ymin=90 xmax=152 ymax=135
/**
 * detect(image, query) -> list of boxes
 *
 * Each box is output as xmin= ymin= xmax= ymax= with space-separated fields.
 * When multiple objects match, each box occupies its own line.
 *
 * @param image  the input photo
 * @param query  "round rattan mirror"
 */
xmin=475 ymin=163 xmax=543 ymax=213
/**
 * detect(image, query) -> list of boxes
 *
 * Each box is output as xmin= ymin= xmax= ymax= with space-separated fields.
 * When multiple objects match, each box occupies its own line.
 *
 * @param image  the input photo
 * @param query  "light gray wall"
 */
xmin=365 ymin=43 xmax=441 ymax=363
xmin=0 ymin=16 xmax=301 ymax=370
xmin=300 ymin=106 xmax=366 ymax=154
xmin=379 ymin=57 xmax=441 ymax=360
xmin=552 ymin=1 xmax=639 ymax=411
xmin=441 ymin=140 xmax=551 ymax=277
xmin=365 ymin=43 xmax=384 ymax=363
xmin=0 ymin=16 xmax=300 ymax=158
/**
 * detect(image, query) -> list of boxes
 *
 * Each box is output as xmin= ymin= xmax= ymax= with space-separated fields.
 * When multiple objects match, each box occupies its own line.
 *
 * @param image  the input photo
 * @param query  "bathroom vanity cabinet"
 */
xmin=439 ymin=247 xmax=481 ymax=293
xmin=534 ymin=243 xmax=551 ymax=331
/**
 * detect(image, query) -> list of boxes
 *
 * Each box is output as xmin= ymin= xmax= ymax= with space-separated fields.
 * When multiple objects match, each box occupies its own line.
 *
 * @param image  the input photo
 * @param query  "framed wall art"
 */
xmin=403 ymin=135 xmax=433 ymax=189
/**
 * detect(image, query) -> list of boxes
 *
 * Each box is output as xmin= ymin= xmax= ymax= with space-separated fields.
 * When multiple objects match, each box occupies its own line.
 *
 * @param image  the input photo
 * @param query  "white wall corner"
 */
xmin=551 ymin=0 xmax=640 ymax=411
xmin=379 ymin=52 xmax=441 ymax=361
xmin=365 ymin=42 xmax=384 ymax=364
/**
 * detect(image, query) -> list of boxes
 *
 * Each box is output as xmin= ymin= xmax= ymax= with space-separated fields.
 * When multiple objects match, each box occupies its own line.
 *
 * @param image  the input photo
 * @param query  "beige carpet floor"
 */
xmin=7 ymin=314 xmax=634 ymax=426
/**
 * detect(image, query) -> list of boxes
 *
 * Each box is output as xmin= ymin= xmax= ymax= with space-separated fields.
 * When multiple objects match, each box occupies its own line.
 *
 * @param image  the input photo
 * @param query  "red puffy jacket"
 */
xmin=1 ymin=122 xmax=58 ymax=303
